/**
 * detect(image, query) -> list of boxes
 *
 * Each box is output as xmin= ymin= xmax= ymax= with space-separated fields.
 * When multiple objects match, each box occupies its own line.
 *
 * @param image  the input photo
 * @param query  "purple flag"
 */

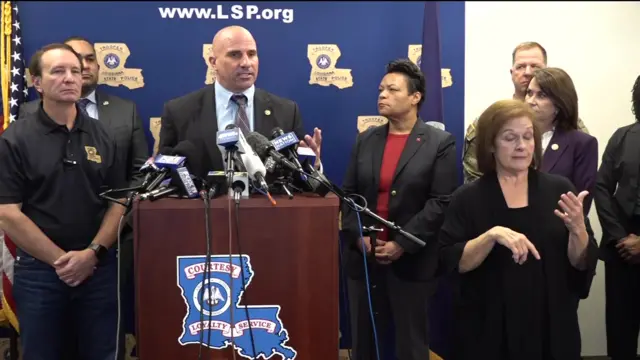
xmin=419 ymin=1 xmax=445 ymax=129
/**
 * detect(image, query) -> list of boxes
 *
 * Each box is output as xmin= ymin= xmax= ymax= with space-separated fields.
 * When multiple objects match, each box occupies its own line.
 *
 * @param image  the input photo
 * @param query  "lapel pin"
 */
xmin=264 ymin=109 xmax=271 ymax=116
xmin=103 ymin=101 xmax=109 ymax=106
xmin=551 ymin=143 xmax=559 ymax=151
xmin=416 ymin=138 xmax=421 ymax=142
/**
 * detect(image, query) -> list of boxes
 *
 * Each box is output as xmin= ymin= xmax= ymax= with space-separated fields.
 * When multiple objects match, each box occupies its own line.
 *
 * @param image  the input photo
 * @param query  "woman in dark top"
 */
xmin=438 ymin=99 xmax=599 ymax=360
xmin=340 ymin=59 xmax=457 ymax=359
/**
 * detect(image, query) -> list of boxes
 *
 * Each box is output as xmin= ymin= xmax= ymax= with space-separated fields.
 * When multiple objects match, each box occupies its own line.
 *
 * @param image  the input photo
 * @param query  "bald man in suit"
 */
xmin=158 ymin=25 xmax=323 ymax=177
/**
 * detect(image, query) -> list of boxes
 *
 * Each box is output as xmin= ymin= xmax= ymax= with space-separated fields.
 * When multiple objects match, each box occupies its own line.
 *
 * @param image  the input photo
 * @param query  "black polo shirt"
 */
xmin=0 ymin=103 xmax=126 ymax=251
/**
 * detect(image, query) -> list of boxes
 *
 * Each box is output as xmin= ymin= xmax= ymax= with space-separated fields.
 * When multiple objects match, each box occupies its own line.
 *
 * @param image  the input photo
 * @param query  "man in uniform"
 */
xmin=0 ymin=43 xmax=126 ymax=360
xmin=462 ymin=41 xmax=589 ymax=183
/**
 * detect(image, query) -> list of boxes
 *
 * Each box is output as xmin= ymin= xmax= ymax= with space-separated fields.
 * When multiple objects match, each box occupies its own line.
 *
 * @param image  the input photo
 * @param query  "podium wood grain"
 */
xmin=133 ymin=194 xmax=340 ymax=360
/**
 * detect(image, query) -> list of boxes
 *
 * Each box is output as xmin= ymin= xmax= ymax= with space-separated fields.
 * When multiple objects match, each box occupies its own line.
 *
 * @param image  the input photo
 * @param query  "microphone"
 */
xmin=206 ymin=171 xmax=228 ymax=199
xmin=139 ymin=186 xmax=178 ymax=201
xmin=236 ymin=130 xmax=269 ymax=193
xmin=245 ymin=132 xmax=299 ymax=174
xmin=169 ymin=140 xmax=209 ymax=196
xmin=216 ymin=125 xmax=244 ymax=186
xmin=270 ymin=128 xmax=307 ymax=181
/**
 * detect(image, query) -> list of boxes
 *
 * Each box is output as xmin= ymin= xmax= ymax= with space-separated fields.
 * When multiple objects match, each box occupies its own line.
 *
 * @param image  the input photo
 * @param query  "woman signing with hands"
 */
xmin=438 ymin=99 xmax=598 ymax=360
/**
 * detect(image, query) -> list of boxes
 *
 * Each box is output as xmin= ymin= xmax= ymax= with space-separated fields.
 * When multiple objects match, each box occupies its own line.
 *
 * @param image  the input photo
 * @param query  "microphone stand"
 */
xmin=225 ymin=147 xmax=237 ymax=189
xmin=290 ymin=169 xmax=426 ymax=248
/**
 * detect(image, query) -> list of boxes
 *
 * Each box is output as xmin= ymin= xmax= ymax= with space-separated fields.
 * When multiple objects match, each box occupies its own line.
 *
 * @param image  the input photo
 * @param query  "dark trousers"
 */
xmin=605 ymin=254 xmax=640 ymax=360
xmin=14 ymin=248 xmax=119 ymax=360
xmin=63 ymin=230 xmax=134 ymax=360
xmin=347 ymin=262 xmax=434 ymax=360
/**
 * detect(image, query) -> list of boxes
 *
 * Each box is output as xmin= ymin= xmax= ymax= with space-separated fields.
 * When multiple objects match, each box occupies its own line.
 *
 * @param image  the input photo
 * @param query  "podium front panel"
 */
xmin=133 ymin=194 xmax=340 ymax=360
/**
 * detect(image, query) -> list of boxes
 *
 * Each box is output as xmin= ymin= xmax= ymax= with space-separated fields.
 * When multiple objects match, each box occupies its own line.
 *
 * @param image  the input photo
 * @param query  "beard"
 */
xmin=81 ymin=80 xmax=98 ymax=97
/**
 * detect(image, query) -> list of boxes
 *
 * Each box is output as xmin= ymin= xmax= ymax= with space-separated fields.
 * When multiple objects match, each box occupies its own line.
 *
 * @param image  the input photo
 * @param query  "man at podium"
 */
xmin=158 ymin=25 xmax=324 ymax=176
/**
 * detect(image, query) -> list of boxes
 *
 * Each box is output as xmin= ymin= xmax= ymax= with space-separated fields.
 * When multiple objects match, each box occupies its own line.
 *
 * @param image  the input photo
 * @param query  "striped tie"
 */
xmin=77 ymin=98 xmax=91 ymax=117
xmin=230 ymin=94 xmax=250 ymax=134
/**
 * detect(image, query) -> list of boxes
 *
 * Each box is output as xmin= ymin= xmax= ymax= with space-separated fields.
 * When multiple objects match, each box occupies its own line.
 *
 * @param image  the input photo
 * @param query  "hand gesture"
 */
xmin=616 ymin=234 xmax=640 ymax=263
xmin=298 ymin=127 xmax=322 ymax=169
xmin=554 ymin=191 xmax=588 ymax=234
xmin=489 ymin=226 xmax=541 ymax=264
xmin=53 ymin=249 xmax=98 ymax=287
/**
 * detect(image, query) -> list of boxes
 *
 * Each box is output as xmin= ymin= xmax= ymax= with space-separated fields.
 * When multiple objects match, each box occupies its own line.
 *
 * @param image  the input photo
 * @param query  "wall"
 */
xmin=465 ymin=1 xmax=640 ymax=356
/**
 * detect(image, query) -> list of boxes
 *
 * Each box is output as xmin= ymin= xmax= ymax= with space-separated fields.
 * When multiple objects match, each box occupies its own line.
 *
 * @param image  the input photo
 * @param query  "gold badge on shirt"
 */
xmin=85 ymin=146 xmax=102 ymax=164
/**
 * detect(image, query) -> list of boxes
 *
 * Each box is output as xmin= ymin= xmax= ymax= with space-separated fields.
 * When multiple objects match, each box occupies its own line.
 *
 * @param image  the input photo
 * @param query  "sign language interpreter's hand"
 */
xmin=553 ymin=191 xmax=588 ymax=234
xmin=489 ymin=226 xmax=541 ymax=265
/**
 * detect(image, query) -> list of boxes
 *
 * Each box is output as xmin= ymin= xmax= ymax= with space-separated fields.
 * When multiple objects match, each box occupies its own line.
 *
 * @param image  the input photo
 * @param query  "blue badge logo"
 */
xmin=103 ymin=53 xmax=120 ymax=69
xmin=417 ymin=55 xmax=422 ymax=68
xmin=316 ymin=54 xmax=331 ymax=69
xmin=177 ymin=255 xmax=297 ymax=360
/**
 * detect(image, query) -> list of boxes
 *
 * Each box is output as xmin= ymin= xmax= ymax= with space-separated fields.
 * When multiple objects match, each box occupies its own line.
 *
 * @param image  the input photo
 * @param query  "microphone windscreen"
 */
xmin=245 ymin=132 xmax=273 ymax=160
xmin=225 ymin=123 xmax=237 ymax=130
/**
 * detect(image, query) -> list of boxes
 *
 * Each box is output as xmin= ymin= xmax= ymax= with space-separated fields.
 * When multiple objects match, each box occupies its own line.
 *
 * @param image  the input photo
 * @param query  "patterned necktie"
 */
xmin=230 ymin=94 xmax=250 ymax=134
xmin=77 ymin=98 xmax=91 ymax=117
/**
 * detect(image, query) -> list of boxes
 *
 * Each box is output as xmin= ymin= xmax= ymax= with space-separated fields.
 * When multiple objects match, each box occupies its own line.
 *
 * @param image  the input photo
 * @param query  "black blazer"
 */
xmin=158 ymin=85 xmax=306 ymax=178
xmin=20 ymin=91 xmax=149 ymax=187
xmin=438 ymin=170 xmax=598 ymax=359
xmin=594 ymin=122 xmax=640 ymax=261
xmin=340 ymin=120 xmax=458 ymax=281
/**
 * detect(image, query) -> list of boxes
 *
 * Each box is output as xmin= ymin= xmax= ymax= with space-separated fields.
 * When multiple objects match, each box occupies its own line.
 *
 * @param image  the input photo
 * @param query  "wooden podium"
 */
xmin=133 ymin=193 xmax=340 ymax=359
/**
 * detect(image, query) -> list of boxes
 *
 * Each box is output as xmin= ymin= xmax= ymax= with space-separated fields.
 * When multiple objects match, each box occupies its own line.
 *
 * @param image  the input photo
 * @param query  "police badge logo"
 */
xmin=407 ymin=44 xmax=454 ymax=88
xmin=94 ymin=43 xmax=145 ymax=90
xmin=177 ymin=255 xmax=297 ymax=360
xmin=356 ymin=116 xmax=388 ymax=133
xmin=202 ymin=44 xmax=216 ymax=85
xmin=307 ymin=44 xmax=353 ymax=89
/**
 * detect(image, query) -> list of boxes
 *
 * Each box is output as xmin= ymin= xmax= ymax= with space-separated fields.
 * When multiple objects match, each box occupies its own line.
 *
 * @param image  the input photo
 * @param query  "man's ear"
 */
xmin=32 ymin=76 xmax=42 ymax=93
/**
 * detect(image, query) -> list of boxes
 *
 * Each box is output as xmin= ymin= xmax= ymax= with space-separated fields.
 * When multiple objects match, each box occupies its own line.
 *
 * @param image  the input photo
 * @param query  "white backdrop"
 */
xmin=465 ymin=1 xmax=640 ymax=356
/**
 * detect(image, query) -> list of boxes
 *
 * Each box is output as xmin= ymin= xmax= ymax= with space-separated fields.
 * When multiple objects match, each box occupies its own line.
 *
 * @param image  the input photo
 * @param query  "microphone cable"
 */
xmin=233 ymin=199 xmax=258 ymax=358
xmin=114 ymin=212 xmax=125 ymax=360
xmin=337 ymin=233 xmax=353 ymax=360
xmin=227 ymin=196 xmax=238 ymax=360
xmin=198 ymin=189 xmax=213 ymax=360
xmin=114 ymin=190 xmax=137 ymax=360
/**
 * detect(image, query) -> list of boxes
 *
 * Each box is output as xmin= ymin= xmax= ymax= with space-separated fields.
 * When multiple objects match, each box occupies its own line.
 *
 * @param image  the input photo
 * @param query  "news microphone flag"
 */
xmin=419 ymin=1 xmax=445 ymax=130
xmin=0 ymin=0 xmax=29 ymax=333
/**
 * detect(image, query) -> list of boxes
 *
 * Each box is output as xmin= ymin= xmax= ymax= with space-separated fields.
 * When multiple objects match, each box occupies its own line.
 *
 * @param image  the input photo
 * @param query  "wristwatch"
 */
xmin=88 ymin=243 xmax=108 ymax=262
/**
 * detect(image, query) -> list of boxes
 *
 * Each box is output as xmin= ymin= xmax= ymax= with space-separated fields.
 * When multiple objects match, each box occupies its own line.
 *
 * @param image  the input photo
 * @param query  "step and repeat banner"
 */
xmin=17 ymin=1 xmax=465 ymax=358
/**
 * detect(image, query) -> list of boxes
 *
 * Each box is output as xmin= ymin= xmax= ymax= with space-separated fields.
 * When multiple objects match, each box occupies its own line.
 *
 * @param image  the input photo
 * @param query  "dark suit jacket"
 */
xmin=340 ymin=120 xmax=458 ymax=282
xmin=19 ymin=90 xmax=149 ymax=187
xmin=540 ymin=129 xmax=598 ymax=213
xmin=594 ymin=122 xmax=640 ymax=261
xmin=158 ymin=85 xmax=305 ymax=178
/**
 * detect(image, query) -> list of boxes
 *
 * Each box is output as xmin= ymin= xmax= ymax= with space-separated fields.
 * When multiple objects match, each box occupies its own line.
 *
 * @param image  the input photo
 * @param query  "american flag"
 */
xmin=0 ymin=0 xmax=28 ymax=333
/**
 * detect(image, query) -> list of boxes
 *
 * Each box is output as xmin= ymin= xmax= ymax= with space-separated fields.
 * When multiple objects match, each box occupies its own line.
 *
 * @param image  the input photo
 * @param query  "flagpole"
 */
xmin=1 ymin=1 xmax=11 ymax=129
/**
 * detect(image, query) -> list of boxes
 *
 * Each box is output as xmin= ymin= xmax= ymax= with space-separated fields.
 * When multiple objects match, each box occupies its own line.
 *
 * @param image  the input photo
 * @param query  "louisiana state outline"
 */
xmin=177 ymin=255 xmax=297 ymax=359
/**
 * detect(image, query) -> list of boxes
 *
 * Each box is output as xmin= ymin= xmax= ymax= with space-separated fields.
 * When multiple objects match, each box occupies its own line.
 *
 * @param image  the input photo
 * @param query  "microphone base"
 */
xmin=228 ymin=172 xmax=249 ymax=200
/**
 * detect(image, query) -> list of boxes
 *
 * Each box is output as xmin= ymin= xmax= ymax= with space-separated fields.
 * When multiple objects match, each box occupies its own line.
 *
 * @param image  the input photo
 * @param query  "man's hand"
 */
xmin=616 ymin=234 xmax=640 ymax=263
xmin=53 ymin=249 xmax=98 ymax=287
xmin=299 ymin=127 xmax=322 ymax=169
xmin=374 ymin=240 xmax=404 ymax=265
